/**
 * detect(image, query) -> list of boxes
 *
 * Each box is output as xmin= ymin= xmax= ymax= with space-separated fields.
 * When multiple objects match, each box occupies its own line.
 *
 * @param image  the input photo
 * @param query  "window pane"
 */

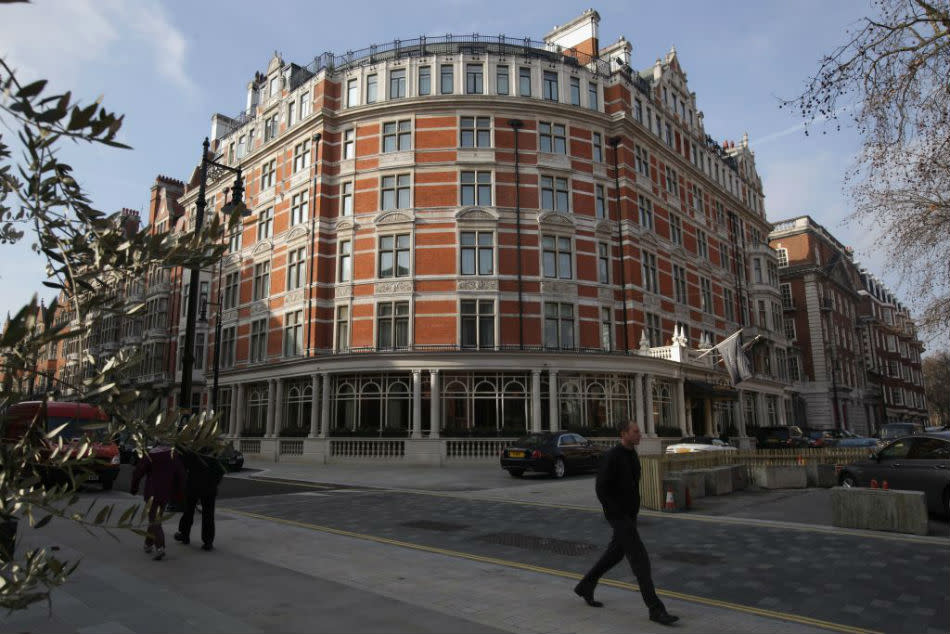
xmin=480 ymin=317 xmax=494 ymax=347
xmin=477 ymin=232 xmax=492 ymax=246
xmin=543 ymin=252 xmax=556 ymax=277
xmin=558 ymin=252 xmax=572 ymax=279
xmin=461 ymin=231 xmax=476 ymax=246
xmin=380 ymin=252 xmax=393 ymax=277
xmin=478 ymin=248 xmax=493 ymax=275
xmin=461 ymin=248 xmax=476 ymax=275
xmin=461 ymin=317 xmax=476 ymax=347
xmin=397 ymin=250 xmax=410 ymax=276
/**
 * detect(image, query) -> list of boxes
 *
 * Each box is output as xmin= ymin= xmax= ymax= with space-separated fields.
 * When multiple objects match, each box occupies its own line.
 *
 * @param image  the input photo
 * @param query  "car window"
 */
xmin=878 ymin=438 xmax=913 ymax=460
xmin=557 ymin=434 xmax=574 ymax=447
xmin=908 ymin=438 xmax=950 ymax=460
xmin=574 ymin=433 xmax=589 ymax=445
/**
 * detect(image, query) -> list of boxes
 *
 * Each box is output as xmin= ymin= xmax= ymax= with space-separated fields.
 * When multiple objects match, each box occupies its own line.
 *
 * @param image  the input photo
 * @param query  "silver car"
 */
xmin=837 ymin=432 xmax=950 ymax=515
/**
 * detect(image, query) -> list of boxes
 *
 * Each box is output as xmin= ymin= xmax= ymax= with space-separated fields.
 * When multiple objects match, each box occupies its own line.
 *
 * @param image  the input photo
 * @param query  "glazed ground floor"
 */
xmin=205 ymin=353 xmax=791 ymax=452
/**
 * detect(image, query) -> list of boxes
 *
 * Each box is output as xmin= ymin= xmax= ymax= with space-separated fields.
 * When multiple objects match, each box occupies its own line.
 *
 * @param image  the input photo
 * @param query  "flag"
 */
xmin=696 ymin=329 xmax=754 ymax=386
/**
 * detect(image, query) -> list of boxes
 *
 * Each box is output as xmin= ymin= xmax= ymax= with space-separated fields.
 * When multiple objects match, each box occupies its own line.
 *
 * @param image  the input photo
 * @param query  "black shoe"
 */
xmin=573 ymin=582 xmax=603 ymax=608
xmin=649 ymin=609 xmax=679 ymax=626
xmin=201 ymin=543 xmax=213 ymax=551
xmin=173 ymin=532 xmax=189 ymax=545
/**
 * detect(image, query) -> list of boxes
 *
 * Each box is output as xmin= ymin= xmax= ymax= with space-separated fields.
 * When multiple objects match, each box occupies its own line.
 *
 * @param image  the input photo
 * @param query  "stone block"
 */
xmin=752 ymin=465 xmax=807 ymax=489
xmin=729 ymin=465 xmax=749 ymax=491
xmin=668 ymin=470 xmax=706 ymax=499
xmin=661 ymin=477 xmax=689 ymax=511
xmin=831 ymin=487 xmax=928 ymax=536
xmin=697 ymin=466 xmax=733 ymax=495
xmin=805 ymin=463 xmax=837 ymax=488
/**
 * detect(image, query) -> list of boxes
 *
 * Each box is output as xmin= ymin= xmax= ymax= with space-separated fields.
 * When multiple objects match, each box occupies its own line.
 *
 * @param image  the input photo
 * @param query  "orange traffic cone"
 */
xmin=664 ymin=487 xmax=676 ymax=511
xmin=797 ymin=455 xmax=805 ymax=466
xmin=870 ymin=479 xmax=879 ymax=489
xmin=882 ymin=480 xmax=889 ymax=490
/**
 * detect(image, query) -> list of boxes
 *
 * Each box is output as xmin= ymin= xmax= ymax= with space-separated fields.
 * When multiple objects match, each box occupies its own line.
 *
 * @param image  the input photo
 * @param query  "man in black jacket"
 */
xmin=174 ymin=448 xmax=224 ymax=551
xmin=574 ymin=420 xmax=679 ymax=626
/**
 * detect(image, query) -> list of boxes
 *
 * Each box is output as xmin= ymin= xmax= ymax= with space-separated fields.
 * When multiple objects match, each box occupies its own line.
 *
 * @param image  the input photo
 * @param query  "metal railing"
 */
xmin=240 ymin=439 xmax=262 ymax=454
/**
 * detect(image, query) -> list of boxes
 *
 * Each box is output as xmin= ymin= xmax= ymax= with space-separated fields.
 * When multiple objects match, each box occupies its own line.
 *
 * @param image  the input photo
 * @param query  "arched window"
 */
xmin=652 ymin=382 xmax=673 ymax=432
xmin=386 ymin=381 xmax=411 ymax=431
xmin=585 ymin=382 xmax=607 ymax=430
xmin=502 ymin=379 xmax=527 ymax=433
xmin=559 ymin=381 xmax=581 ymax=430
xmin=608 ymin=379 xmax=630 ymax=429
xmin=473 ymin=379 xmax=498 ymax=432
xmin=443 ymin=380 xmax=470 ymax=431
xmin=360 ymin=382 xmax=382 ymax=431
xmin=335 ymin=382 xmax=357 ymax=432
xmin=245 ymin=385 xmax=268 ymax=436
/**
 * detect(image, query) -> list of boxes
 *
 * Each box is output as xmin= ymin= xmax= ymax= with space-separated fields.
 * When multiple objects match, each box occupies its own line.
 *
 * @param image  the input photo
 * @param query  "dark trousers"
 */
xmin=145 ymin=501 xmax=167 ymax=549
xmin=177 ymin=489 xmax=216 ymax=546
xmin=579 ymin=516 xmax=662 ymax=612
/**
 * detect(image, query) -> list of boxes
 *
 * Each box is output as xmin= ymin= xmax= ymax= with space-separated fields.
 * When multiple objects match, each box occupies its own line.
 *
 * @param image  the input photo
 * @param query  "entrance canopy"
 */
xmin=684 ymin=380 xmax=738 ymax=401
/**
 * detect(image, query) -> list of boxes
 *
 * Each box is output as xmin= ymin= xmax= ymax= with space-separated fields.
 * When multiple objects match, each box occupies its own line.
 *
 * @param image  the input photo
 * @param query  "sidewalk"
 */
xmin=4 ymin=493 xmax=833 ymax=634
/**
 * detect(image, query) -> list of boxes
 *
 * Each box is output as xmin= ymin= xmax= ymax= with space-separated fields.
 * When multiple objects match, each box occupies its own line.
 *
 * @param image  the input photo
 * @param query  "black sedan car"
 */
xmin=837 ymin=432 xmax=950 ymax=515
xmin=500 ymin=432 xmax=604 ymax=478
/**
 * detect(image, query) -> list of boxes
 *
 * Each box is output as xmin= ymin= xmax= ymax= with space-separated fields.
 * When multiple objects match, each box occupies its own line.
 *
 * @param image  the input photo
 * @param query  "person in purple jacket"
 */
xmin=131 ymin=443 xmax=186 ymax=561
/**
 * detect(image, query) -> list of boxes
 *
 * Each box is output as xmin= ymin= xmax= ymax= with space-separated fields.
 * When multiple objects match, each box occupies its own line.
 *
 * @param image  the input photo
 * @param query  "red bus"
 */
xmin=2 ymin=401 xmax=120 ymax=490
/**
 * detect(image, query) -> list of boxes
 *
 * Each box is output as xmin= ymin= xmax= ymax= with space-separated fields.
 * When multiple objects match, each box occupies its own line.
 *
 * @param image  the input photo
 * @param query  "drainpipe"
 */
xmin=306 ymin=133 xmax=322 ymax=357
xmin=508 ymin=119 xmax=524 ymax=350
xmin=609 ymin=136 xmax=629 ymax=353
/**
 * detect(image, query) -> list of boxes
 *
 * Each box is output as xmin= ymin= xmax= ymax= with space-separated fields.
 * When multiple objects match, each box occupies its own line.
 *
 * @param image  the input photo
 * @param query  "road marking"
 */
xmin=221 ymin=506 xmax=881 ymax=634
xmin=244 ymin=476 xmax=947 ymax=546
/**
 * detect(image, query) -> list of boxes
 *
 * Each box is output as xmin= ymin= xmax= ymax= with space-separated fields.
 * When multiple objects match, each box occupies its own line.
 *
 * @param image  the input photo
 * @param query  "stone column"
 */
xmin=412 ymin=370 xmax=422 ymax=439
xmin=309 ymin=374 xmax=320 ymax=438
xmin=757 ymin=392 xmax=767 ymax=428
xmin=265 ymin=379 xmax=276 ymax=437
xmin=704 ymin=398 xmax=714 ymax=436
xmin=644 ymin=375 xmax=655 ymax=436
xmin=429 ymin=369 xmax=440 ymax=438
xmin=272 ymin=378 xmax=284 ymax=437
xmin=531 ymin=370 xmax=542 ymax=433
xmin=736 ymin=390 xmax=748 ymax=437
xmin=634 ymin=374 xmax=646 ymax=435
xmin=548 ymin=369 xmax=559 ymax=432
xmin=228 ymin=385 xmax=239 ymax=436
xmin=778 ymin=396 xmax=788 ymax=426
xmin=684 ymin=397 xmax=693 ymax=435
xmin=676 ymin=378 xmax=687 ymax=435
xmin=320 ymin=372 xmax=331 ymax=437
xmin=235 ymin=383 xmax=245 ymax=437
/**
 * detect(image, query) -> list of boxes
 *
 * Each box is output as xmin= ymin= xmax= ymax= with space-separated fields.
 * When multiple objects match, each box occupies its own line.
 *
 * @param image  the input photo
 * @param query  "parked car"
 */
xmin=500 ymin=432 xmax=603 ymax=478
xmin=754 ymin=426 xmax=809 ymax=450
xmin=219 ymin=442 xmax=244 ymax=472
xmin=833 ymin=429 xmax=880 ymax=448
xmin=802 ymin=429 xmax=835 ymax=448
xmin=665 ymin=436 xmax=737 ymax=454
xmin=837 ymin=432 xmax=950 ymax=515
xmin=878 ymin=422 xmax=924 ymax=442
xmin=2 ymin=401 xmax=120 ymax=490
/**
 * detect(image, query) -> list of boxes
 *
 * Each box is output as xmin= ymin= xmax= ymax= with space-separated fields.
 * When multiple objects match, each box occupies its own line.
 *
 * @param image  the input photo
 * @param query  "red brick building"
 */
xmin=42 ymin=10 xmax=794 ymax=459
xmin=769 ymin=216 xmax=927 ymax=433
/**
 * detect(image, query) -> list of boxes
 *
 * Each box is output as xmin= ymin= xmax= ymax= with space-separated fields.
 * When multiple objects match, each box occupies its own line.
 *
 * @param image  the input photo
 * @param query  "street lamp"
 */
xmin=180 ymin=137 xmax=251 ymax=414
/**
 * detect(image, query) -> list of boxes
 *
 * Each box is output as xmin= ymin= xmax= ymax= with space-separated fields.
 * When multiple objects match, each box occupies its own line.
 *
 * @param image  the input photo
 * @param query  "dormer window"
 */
xmin=269 ymin=77 xmax=279 ymax=97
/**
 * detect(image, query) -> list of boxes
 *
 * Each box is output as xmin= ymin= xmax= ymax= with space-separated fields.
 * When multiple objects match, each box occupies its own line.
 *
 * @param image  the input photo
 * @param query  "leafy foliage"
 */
xmin=787 ymin=0 xmax=950 ymax=338
xmin=1 ymin=27 xmax=243 ymax=610
xmin=922 ymin=351 xmax=950 ymax=426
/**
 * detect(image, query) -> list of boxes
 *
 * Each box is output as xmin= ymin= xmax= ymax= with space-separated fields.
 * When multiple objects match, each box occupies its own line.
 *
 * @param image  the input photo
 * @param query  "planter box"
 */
xmin=729 ymin=465 xmax=749 ymax=491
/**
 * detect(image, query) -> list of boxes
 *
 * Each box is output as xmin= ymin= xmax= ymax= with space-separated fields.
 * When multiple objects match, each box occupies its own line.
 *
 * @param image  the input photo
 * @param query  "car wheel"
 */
xmin=508 ymin=469 xmax=524 ymax=478
xmin=839 ymin=472 xmax=857 ymax=488
xmin=552 ymin=458 xmax=566 ymax=479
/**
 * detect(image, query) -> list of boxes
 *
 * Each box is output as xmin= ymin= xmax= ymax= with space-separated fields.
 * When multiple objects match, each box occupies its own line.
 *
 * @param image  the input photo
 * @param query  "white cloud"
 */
xmin=0 ymin=0 xmax=194 ymax=93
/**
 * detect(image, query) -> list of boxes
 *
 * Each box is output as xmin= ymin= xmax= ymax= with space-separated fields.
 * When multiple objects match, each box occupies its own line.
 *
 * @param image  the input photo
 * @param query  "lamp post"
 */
xmin=180 ymin=137 xmax=250 ymax=414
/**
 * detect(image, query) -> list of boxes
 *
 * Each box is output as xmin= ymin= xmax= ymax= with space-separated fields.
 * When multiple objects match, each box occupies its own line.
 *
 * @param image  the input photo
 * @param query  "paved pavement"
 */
xmin=2 ymin=459 xmax=947 ymax=633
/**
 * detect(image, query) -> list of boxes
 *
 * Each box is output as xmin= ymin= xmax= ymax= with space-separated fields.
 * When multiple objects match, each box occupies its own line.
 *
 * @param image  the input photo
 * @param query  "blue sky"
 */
xmin=2 ymin=0 xmax=881 ymax=323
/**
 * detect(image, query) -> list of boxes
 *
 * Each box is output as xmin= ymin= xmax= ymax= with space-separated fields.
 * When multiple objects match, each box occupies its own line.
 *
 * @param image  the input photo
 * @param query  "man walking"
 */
xmin=174 ymin=447 xmax=224 ymax=551
xmin=574 ymin=420 xmax=679 ymax=626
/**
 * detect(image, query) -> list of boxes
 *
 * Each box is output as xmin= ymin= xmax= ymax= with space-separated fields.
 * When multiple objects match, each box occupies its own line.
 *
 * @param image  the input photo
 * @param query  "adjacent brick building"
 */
xmin=769 ymin=216 xmax=927 ymax=433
